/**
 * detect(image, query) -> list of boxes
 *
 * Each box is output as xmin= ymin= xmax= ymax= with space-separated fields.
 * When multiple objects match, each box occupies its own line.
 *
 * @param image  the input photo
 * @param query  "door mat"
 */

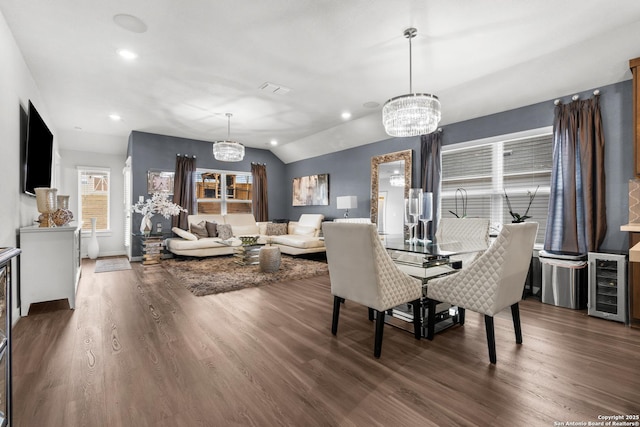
xmin=94 ymin=258 xmax=132 ymax=273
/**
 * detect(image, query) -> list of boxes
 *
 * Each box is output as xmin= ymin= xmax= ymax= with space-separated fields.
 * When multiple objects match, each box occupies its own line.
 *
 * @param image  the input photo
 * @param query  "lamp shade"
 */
xmin=336 ymin=196 xmax=357 ymax=210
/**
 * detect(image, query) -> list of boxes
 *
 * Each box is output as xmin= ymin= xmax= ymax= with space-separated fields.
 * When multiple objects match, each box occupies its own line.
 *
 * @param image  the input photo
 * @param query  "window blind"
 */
xmin=441 ymin=133 xmax=552 ymax=243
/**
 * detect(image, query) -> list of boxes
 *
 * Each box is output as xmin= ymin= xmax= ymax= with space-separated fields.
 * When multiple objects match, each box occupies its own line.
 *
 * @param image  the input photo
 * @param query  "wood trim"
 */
xmin=629 ymin=232 xmax=640 ymax=327
xmin=630 ymin=57 xmax=640 ymax=177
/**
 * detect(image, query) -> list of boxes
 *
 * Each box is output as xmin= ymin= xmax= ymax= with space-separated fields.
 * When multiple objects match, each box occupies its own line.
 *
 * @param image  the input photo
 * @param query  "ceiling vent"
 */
xmin=259 ymin=82 xmax=291 ymax=95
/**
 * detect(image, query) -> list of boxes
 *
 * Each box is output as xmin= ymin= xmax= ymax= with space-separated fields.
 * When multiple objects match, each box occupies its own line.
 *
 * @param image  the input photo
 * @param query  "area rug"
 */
xmin=163 ymin=255 xmax=328 ymax=296
xmin=94 ymin=258 xmax=132 ymax=273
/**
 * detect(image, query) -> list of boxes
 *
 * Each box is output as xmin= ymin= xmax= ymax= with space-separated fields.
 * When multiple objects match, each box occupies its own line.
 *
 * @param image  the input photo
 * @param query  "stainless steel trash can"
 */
xmin=540 ymin=251 xmax=588 ymax=309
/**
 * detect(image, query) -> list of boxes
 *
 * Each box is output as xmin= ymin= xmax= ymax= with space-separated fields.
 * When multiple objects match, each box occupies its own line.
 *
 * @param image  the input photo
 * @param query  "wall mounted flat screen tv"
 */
xmin=23 ymin=101 xmax=54 ymax=196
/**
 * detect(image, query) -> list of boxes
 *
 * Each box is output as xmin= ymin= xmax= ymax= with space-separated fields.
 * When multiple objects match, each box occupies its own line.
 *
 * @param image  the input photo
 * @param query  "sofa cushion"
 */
xmin=167 ymin=237 xmax=237 ymax=251
xmin=172 ymin=227 xmax=198 ymax=241
xmin=293 ymin=225 xmax=317 ymax=236
xmin=190 ymin=221 xmax=209 ymax=239
xmin=271 ymin=235 xmax=325 ymax=249
xmin=205 ymin=221 xmax=218 ymax=237
xmin=217 ymin=224 xmax=233 ymax=240
xmin=188 ymin=214 xmax=225 ymax=227
xmin=298 ymin=214 xmax=324 ymax=229
xmin=266 ymin=223 xmax=288 ymax=236
xmin=231 ymin=224 xmax=260 ymax=236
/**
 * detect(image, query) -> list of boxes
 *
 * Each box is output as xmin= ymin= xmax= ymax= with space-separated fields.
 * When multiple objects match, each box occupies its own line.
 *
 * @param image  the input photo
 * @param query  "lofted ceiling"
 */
xmin=2 ymin=0 xmax=640 ymax=163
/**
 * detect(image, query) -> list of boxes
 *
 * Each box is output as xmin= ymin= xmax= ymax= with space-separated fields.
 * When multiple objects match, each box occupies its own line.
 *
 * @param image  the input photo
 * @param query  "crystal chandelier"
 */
xmin=389 ymin=174 xmax=404 ymax=187
xmin=212 ymin=113 xmax=245 ymax=162
xmin=382 ymin=27 xmax=441 ymax=137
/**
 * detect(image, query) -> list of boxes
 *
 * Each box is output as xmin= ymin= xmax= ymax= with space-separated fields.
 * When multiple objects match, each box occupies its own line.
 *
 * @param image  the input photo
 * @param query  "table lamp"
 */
xmin=336 ymin=196 xmax=357 ymax=218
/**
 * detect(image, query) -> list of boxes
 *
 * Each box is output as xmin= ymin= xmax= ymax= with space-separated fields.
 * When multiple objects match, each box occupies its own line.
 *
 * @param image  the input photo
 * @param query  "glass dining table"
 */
xmin=382 ymin=235 xmax=488 ymax=336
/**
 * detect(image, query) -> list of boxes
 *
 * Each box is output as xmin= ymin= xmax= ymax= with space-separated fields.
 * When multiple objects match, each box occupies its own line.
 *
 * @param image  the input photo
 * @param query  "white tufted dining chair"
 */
xmin=435 ymin=217 xmax=491 ymax=269
xmin=426 ymin=222 xmax=538 ymax=364
xmin=322 ymin=222 xmax=423 ymax=358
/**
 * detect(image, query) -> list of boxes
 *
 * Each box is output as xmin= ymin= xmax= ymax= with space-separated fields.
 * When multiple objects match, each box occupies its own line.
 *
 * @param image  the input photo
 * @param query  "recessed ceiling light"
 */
xmin=270 ymin=139 xmax=278 ymax=146
xmin=117 ymin=49 xmax=138 ymax=60
xmin=363 ymin=101 xmax=380 ymax=108
xmin=113 ymin=14 xmax=148 ymax=33
xmin=109 ymin=114 xmax=122 ymax=121
xmin=341 ymin=112 xmax=352 ymax=120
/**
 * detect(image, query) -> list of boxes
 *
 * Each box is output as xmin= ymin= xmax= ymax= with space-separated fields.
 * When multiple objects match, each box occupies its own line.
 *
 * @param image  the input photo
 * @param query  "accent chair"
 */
xmin=322 ymin=222 xmax=423 ymax=358
xmin=426 ymin=222 xmax=538 ymax=364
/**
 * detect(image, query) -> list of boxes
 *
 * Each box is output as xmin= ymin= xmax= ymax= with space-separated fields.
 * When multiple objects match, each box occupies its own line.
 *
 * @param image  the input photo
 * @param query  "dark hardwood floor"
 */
xmin=11 ymin=258 xmax=640 ymax=426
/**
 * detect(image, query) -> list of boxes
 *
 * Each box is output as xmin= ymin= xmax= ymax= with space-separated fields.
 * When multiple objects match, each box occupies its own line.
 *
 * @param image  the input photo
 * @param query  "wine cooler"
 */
xmin=587 ymin=252 xmax=627 ymax=323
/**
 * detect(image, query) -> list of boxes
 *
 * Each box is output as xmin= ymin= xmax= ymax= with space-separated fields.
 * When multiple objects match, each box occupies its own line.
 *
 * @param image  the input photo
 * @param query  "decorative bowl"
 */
xmin=239 ymin=236 xmax=259 ymax=246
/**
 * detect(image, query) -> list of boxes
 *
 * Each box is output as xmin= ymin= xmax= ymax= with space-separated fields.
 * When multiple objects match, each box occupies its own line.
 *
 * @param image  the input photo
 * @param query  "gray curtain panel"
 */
xmin=172 ymin=155 xmax=197 ymax=229
xmin=544 ymin=96 xmax=607 ymax=254
xmin=251 ymin=162 xmax=269 ymax=222
xmin=421 ymin=131 xmax=442 ymax=240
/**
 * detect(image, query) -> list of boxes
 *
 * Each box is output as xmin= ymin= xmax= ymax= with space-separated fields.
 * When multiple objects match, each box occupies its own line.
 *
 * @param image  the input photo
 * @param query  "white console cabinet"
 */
xmin=19 ymin=224 xmax=82 ymax=316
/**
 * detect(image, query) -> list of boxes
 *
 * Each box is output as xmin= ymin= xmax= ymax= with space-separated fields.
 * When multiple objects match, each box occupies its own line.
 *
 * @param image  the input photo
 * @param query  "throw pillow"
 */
xmin=217 ymin=224 xmax=233 ymax=240
xmin=205 ymin=221 xmax=218 ymax=237
xmin=266 ymin=223 xmax=288 ymax=236
xmin=190 ymin=221 xmax=208 ymax=239
xmin=172 ymin=227 xmax=198 ymax=241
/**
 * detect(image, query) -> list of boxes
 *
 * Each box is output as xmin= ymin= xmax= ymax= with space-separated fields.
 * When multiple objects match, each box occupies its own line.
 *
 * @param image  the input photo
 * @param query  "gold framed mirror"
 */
xmin=370 ymin=149 xmax=412 ymax=233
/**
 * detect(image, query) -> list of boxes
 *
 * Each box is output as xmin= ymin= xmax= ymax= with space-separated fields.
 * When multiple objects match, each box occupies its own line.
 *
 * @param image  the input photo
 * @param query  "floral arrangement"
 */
xmin=132 ymin=192 xmax=186 ymax=219
xmin=504 ymin=186 xmax=539 ymax=223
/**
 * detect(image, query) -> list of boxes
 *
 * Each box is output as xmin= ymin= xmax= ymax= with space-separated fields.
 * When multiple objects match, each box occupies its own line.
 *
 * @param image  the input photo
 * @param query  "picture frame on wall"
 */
xmin=292 ymin=173 xmax=329 ymax=206
xmin=147 ymin=170 xmax=174 ymax=194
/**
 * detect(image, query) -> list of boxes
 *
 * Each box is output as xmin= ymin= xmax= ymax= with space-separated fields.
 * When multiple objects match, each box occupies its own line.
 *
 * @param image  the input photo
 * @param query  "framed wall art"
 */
xmin=147 ymin=170 xmax=174 ymax=194
xmin=292 ymin=173 xmax=329 ymax=206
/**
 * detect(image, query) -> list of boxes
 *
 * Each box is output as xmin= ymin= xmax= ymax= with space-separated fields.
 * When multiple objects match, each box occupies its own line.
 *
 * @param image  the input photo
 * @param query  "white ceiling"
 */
xmin=2 ymin=0 xmax=640 ymax=163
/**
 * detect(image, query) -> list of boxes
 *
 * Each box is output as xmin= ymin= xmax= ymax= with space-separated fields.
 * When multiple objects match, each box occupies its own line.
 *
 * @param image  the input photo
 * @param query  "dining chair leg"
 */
xmin=368 ymin=307 xmax=374 ymax=321
xmin=411 ymin=299 xmax=421 ymax=340
xmin=374 ymin=310 xmax=385 ymax=358
xmin=426 ymin=299 xmax=436 ymax=340
xmin=511 ymin=302 xmax=523 ymax=344
xmin=484 ymin=315 xmax=497 ymax=364
xmin=458 ymin=307 xmax=466 ymax=325
xmin=331 ymin=296 xmax=341 ymax=335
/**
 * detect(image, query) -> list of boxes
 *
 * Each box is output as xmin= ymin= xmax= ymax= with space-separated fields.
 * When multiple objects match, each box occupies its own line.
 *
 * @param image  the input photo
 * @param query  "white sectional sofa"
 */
xmin=165 ymin=213 xmax=325 ymax=257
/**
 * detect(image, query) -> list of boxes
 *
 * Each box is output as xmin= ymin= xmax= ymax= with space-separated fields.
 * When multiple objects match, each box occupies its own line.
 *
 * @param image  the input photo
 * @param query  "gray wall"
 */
xmin=129 ymin=131 xmax=287 ymax=257
xmin=130 ymin=80 xmax=633 ymax=255
xmin=286 ymin=80 xmax=633 ymax=253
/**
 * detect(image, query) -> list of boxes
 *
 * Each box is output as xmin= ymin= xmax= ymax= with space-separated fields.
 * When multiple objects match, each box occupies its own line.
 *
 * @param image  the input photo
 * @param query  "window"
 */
xmin=77 ymin=167 xmax=111 ymax=232
xmin=441 ymin=129 xmax=552 ymax=243
xmin=195 ymin=169 xmax=252 ymax=214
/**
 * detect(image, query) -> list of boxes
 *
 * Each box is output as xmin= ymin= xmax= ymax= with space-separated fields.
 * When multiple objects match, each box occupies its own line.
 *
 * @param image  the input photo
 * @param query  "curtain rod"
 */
xmin=554 ymin=89 xmax=600 ymax=105
xmin=251 ymin=162 xmax=266 ymax=165
xmin=176 ymin=154 xmax=196 ymax=158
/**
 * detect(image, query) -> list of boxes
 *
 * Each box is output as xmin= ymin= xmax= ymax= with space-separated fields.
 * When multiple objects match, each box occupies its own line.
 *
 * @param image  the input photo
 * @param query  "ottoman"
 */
xmin=259 ymin=246 xmax=281 ymax=273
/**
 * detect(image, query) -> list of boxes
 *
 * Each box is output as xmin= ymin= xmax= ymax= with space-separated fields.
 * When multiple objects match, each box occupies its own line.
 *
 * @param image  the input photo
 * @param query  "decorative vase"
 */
xmin=87 ymin=217 xmax=99 ymax=259
xmin=52 ymin=208 xmax=72 ymax=226
xmin=57 ymin=195 xmax=70 ymax=210
xmin=35 ymin=187 xmax=57 ymax=227
xmin=140 ymin=215 xmax=152 ymax=237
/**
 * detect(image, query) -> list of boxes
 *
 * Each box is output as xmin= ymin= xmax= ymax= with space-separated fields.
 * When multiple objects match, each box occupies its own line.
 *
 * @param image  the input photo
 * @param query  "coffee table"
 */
xmin=233 ymin=244 xmax=263 ymax=265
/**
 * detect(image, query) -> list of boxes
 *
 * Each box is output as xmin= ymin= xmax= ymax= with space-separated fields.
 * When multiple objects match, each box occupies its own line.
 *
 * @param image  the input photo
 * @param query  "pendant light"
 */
xmin=382 ymin=27 xmax=441 ymax=137
xmin=212 ymin=113 xmax=245 ymax=162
